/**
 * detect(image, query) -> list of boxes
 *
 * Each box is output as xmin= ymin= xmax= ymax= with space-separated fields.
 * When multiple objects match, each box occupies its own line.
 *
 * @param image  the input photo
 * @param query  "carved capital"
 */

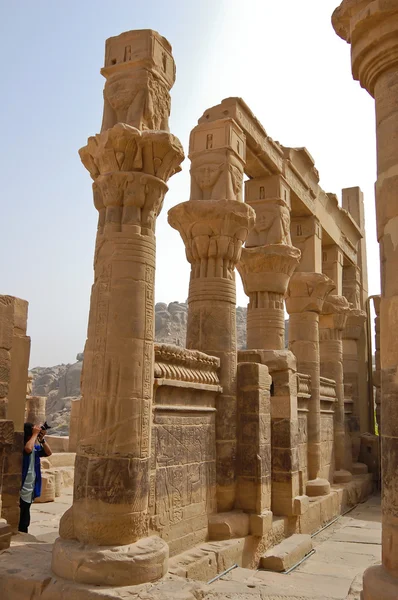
xmin=238 ymin=245 xmax=301 ymax=296
xmin=320 ymin=294 xmax=350 ymax=332
xmin=332 ymin=0 xmax=398 ymax=95
xmin=80 ymin=125 xmax=184 ymax=233
xmin=286 ymin=272 xmax=335 ymax=314
xmin=168 ymin=199 xmax=255 ymax=280
xmin=343 ymin=307 xmax=367 ymax=340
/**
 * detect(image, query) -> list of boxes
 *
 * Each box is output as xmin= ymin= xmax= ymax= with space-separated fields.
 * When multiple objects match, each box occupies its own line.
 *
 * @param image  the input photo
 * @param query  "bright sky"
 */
xmin=0 ymin=0 xmax=379 ymax=367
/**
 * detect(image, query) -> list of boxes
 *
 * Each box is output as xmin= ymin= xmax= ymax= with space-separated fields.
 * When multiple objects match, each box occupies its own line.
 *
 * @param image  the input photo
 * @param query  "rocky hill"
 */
xmin=31 ymin=302 xmax=287 ymax=436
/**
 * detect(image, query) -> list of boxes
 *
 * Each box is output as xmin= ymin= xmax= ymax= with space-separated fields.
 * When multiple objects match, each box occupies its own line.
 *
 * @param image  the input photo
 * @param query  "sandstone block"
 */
xmin=293 ymin=495 xmax=310 ymax=515
xmin=48 ymin=452 xmax=75 ymax=468
xmin=208 ymin=511 xmax=250 ymax=540
xmin=34 ymin=472 xmax=55 ymax=503
xmin=0 ymin=520 xmax=12 ymax=550
xmin=250 ymin=511 xmax=273 ymax=536
xmin=40 ymin=457 xmax=51 ymax=470
xmin=260 ymin=533 xmax=312 ymax=572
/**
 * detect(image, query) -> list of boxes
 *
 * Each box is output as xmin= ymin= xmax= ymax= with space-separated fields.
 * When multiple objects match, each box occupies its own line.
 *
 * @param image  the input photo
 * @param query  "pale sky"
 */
xmin=0 ymin=0 xmax=379 ymax=367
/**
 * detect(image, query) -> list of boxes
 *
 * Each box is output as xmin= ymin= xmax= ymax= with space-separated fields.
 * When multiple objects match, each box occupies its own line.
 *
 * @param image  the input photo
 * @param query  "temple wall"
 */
xmin=149 ymin=344 xmax=220 ymax=557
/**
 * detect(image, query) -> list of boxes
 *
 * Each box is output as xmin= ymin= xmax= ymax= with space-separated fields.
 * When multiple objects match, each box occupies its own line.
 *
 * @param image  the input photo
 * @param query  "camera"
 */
xmin=38 ymin=421 xmax=51 ymax=442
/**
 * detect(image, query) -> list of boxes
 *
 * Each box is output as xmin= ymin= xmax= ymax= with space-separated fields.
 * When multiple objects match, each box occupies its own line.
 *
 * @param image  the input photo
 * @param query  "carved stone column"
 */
xmin=25 ymin=396 xmax=46 ymax=425
xmin=51 ymin=30 xmax=184 ymax=588
xmin=68 ymin=398 xmax=81 ymax=453
xmin=169 ymin=118 xmax=255 ymax=512
xmin=374 ymin=296 xmax=381 ymax=431
xmin=319 ymin=295 xmax=352 ymax=483
xmin=333 ymin=3 xmax=398 ymax=596
xmin=342 ymin=308 xmax=367 ymax=470
xmin=238 ymin=246 xmax=300 ymax=351
xmin=286 ymin=272 xmax=335 ymax=496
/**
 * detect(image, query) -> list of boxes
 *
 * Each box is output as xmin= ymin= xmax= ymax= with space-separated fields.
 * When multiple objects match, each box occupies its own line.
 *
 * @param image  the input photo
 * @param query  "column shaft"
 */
xmin=333 ymin=2 xmax=398 ymax=594
xmin=289 ymin=312 xmax=322 ymax=483
xmin=186 ymin=276 xmax=238 ymax=511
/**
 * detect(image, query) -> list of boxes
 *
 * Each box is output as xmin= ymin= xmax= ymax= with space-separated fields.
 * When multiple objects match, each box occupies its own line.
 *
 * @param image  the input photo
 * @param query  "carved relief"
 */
xmin=102 ymin=71 xmax=172 ymax=132
xmin=247 ymin=201 xmax=292 ymax=247
xmin=168 ymin=200 xmax=255 ymax=281
xmin=190 ymin=155 xmax=244 ymax=202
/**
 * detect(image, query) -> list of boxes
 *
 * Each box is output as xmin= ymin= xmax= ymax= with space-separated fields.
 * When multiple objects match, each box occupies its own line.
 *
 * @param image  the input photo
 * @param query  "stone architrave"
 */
xmin=333 ymin=2 xmax=398 ymax=597
xmin=286 ymin=272 xmax=335 ymax=496
xmin=319 ymin=295 xmax=352 ymax=483
xmin=169 ymin=118 xmax=255 ymax=513
xmin=51 ymin=30 xmax=184 ymax=588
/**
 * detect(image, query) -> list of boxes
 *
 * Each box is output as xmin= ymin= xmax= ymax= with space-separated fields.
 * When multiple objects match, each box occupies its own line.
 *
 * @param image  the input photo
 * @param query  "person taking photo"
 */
xmin=19 ymin=422 xmax=52 ymax=533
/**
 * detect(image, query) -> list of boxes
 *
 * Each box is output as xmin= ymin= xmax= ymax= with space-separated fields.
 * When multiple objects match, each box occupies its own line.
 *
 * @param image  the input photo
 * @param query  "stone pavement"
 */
xmin=5 ymin=492 xmax=381 ymax=600
xmin=25 ymin=486 xmax=73 ymax=543
xmin=208 ymin=494 xmax=381 ymax=599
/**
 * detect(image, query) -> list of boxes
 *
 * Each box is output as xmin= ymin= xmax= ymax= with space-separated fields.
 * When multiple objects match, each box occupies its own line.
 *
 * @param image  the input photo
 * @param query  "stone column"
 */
xmin=0 ymin=296 xmax=30 ymax=531
xmin=342 ymin=187 xmax=369 ymax=308
xmin=68 ymin=398 xmax=81 ymax=452
xmin=291 ymin=216 xmax=323 ymax=273
xmin=238 ymin=246 xmax=300 ymax=351
xmin=322 ymin=245 xmax=344 ymax=296
xmin=286 ymin=272 xmax=335 ymax=496
xmin=373 ymin=296 xmax=381 ymax=431
xmin=342 ymin=308 xmax=367 ymax=469
xmin=333 ymin=3 xmax=398 ymax=596
xmin=238 ymin=174 xmax=300 ymax=351
xmin=319 ymin=295 xmax=352 ymax=483
xmin=0 ymin=420 xmax=13 ymax=550
xmin=169 ymin=117 xmax=255 ymax=513
xmin=52 ymin=29 xmax=184 ymax=587
xmin=25 ymin=396 xmax=46 ymax=425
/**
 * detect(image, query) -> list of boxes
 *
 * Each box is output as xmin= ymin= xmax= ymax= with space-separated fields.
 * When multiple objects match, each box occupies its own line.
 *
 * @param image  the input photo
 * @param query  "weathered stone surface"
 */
xmin=260 ymin=534 xmax=312 ymax=572
xmin=52 ymin=536 xmax=169 ymax=586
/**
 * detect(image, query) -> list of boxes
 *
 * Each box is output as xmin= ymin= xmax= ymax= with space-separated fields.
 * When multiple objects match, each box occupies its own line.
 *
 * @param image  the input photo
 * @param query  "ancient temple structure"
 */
xmin=0 ymin=18 xmax=388 ymax=599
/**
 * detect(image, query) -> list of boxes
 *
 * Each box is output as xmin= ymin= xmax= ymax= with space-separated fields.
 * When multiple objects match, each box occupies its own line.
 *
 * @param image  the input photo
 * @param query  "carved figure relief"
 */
xmin=101 ymin=70 xmax=171 ymax=132
xmin=190 ymin=155 xmax=244 ymax=202
xmin=248 ymin=203 xmax=292 ymax=246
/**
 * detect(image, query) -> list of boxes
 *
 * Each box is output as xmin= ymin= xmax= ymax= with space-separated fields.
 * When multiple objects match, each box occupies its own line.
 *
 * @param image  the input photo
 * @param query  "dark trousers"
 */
xmin=18 ymin=498 xmax=32 ymax=533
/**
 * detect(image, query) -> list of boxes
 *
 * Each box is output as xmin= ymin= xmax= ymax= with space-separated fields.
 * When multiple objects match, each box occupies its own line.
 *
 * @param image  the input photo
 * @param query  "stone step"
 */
xmin=260 ymin=533 xmax=313 ymax=572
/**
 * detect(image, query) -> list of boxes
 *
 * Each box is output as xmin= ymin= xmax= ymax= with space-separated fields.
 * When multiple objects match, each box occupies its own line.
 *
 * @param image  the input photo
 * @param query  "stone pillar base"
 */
xmin=305 ymin=478 xmax=330 ymax=497
xmin=51 ymin=536 xmax=169 ymax=586
xmin=208 ymin=511 xmax=250 ymax=540
xmin=362 ymin=565 xmax=398 ymax=600
xmin=352 ymin=462 xmax=369 ymax=475
xmin=334 ymin=469 xmax=353 ymax=484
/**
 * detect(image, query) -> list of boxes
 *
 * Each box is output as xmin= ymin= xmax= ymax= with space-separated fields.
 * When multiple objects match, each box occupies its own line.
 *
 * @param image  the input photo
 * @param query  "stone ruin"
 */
xmin=0 ymin=5 xmax=397 ymax=597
